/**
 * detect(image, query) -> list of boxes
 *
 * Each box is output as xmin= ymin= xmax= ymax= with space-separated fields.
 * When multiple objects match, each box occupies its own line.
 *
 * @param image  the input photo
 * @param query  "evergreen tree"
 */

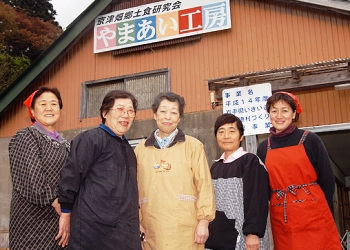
xmin=0 ymin=53 xmax=31 ymax=95
xmin=2 ymin=0 xmax=57 ymax=23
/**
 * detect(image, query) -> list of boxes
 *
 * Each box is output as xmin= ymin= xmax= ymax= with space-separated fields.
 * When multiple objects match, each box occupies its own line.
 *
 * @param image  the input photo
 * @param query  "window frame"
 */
xmin=80 ymin=68 xmax=170 ymax=120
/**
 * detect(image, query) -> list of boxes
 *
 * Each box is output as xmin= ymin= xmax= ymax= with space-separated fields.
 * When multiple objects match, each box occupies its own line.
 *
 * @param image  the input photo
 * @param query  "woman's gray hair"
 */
xmin=151 ymin=92 xmax=186 ymax=118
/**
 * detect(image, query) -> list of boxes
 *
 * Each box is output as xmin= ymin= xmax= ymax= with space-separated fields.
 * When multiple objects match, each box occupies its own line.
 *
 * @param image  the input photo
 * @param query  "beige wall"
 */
xmin=0 ymin=138 xmax=10 ymax=249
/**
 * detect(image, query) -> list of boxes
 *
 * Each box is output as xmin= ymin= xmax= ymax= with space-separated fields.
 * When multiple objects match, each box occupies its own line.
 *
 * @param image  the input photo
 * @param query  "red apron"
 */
xmin=265 ymin=131 xmax=341 ymax=250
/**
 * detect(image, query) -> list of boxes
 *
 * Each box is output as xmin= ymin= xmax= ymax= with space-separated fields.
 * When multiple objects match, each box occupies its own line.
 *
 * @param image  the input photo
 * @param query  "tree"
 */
xmin=2 ymin=0 xmax=57 ymax=23
xmin=0 ymin=1 xmax=63 ymax=94
xmin=1 ymin=5 xmax=62 ymax=60
xmin=0 ymin=53 xmax=31 ymax=95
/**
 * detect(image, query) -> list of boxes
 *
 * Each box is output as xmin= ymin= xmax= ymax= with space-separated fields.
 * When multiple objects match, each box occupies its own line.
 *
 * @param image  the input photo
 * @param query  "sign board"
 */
xmin=94 ymin=0 xmax=231 ymax=53
xmin=222 ymin=83 xmax=272 ymax=136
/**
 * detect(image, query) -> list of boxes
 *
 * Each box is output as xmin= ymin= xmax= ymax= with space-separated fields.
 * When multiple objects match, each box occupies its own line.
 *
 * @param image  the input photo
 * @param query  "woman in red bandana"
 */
xmin=9 ymin=86 xmax=70 ymax=249
xmin=257 ymin=92 xmax=341 ymax=250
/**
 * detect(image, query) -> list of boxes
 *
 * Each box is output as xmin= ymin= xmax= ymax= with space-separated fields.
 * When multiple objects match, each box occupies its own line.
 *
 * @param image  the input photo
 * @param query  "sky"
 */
xmin=51 ymin=0 xmax=95 ymax=29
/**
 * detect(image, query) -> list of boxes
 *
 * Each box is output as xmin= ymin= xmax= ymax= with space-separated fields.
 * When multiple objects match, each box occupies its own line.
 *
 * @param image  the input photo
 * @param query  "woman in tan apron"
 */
xmin=257 ymin=92 xmax=341 ymax=250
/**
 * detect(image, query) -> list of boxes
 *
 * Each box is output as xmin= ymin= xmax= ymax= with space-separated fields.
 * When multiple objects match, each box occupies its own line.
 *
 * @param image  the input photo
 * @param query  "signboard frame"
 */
xmin=222 ymin=83 xmax=272 ymax=136
xmin=94 ymin=0 xmax=231 ymax=53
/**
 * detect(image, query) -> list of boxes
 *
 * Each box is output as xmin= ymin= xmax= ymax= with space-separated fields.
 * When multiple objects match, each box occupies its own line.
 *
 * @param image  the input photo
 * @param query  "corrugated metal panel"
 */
xmin=112 ymin=36 xmax=202 ymax=56
xmin=111 ymin=0 xmax=163 ymax=11
xmin=295 ymin=87 xmax=350 ymax=128
xmin=1 ymin=0 xmax=350 ymax=137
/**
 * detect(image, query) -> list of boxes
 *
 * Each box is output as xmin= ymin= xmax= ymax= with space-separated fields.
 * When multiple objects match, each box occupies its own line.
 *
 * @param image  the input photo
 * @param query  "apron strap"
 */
xmin=298 ymin=130 xmax=309 ymax=144
xmin=267 ymin=130 xmax=310 ymax=151
xmin=267 ymin=136 xmax=271 ymax=151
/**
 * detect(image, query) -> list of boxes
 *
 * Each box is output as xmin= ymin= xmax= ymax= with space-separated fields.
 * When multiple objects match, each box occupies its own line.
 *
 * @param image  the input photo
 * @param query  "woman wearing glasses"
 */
xmin=135 ymin=92 xmax=216 ymax=250
xmin=57 ymin=90 xmax=142 ymax=250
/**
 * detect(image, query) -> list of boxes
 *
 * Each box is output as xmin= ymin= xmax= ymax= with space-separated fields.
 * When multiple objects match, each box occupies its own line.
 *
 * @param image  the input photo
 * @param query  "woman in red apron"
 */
xmin=257 ymin=92 xmax=341 ymax=250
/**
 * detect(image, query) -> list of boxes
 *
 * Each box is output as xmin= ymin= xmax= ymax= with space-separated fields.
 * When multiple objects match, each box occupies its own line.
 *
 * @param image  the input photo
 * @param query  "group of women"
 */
xmin=8 ymin=86 xmax=341 ymax=250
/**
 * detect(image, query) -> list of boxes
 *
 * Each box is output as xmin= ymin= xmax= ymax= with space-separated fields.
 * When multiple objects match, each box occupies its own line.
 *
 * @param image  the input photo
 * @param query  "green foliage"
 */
xmin=0 ymin=53 xmax=31 ymax=95
xmin=0 ymin=1 xmax=63 ymax=95
xmin=2 ymin=0 xmax=57 ymax=23
xmin=0 ymin=2 xmax=63 ymax=61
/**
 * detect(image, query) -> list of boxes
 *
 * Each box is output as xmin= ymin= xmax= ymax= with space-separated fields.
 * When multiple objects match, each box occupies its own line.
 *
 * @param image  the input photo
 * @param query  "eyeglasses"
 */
xmin=110 ymin=106 xmax=136 ymax=118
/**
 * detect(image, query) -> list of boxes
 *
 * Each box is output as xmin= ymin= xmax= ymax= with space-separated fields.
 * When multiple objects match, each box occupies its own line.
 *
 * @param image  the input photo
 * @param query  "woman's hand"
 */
xmin=194 ymin=219 xmax=209 ymax=244
xmin=245 ymin=234 xmax=260 ymax=250
xmin=55 ymin=212 xmax=71 ymax=247
xmin=140 ymin=223 xmax=146 ymax=250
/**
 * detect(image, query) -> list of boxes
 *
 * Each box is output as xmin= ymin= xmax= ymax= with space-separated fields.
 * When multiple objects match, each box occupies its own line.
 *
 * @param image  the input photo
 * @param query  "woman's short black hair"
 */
xmin=266 ymin=92 xmax=299 ymax=122
xmin=151 ymin=92 xmax=186 ymax=118
xmin=30 ymin=86 xmax=63 ymax=122
xmin=100 ymin=90 xmax=138 ymax=124
xmin=214 ymin=113 xmax=244 ymax=138
xmin=32 ymin=86 xmax=63 ymax=109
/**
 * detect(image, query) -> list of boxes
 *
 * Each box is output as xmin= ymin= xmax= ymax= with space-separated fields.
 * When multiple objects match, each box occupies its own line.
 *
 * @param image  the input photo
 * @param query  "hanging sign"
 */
xmin=94 ymin=0 xmax=231 ymax=53
xmin=222 ymin=83 xmax=272 ymax=136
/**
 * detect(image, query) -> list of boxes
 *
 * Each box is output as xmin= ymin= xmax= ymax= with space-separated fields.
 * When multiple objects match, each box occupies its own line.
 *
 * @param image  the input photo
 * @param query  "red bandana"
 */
xmin=23 ymin=90 xmax=38 ymax=119
xmin=275 ymin=91 xmax=302 ymax=114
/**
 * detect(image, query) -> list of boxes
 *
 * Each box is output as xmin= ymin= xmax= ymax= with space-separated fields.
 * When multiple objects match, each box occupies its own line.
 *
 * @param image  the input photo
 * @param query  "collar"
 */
xmin=270 ymin=123 xmax=297 ymax=137
xmin=99 ymin=124 xmax=126 ymax=140
xmin=154 ymin=128 xmax=178 ymax=149
xmin=145 ymin=128 xmax=186 ymax=147
xmin=215 ymin=147 xmax=247 ymax=163
xmin=34 ymin=122 xmax=59 ymax=141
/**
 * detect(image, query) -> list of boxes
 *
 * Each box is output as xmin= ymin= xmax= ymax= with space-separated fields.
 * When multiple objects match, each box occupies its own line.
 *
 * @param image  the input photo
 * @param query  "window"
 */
xmin=80 ymin=68 xmax=169 ymax=120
